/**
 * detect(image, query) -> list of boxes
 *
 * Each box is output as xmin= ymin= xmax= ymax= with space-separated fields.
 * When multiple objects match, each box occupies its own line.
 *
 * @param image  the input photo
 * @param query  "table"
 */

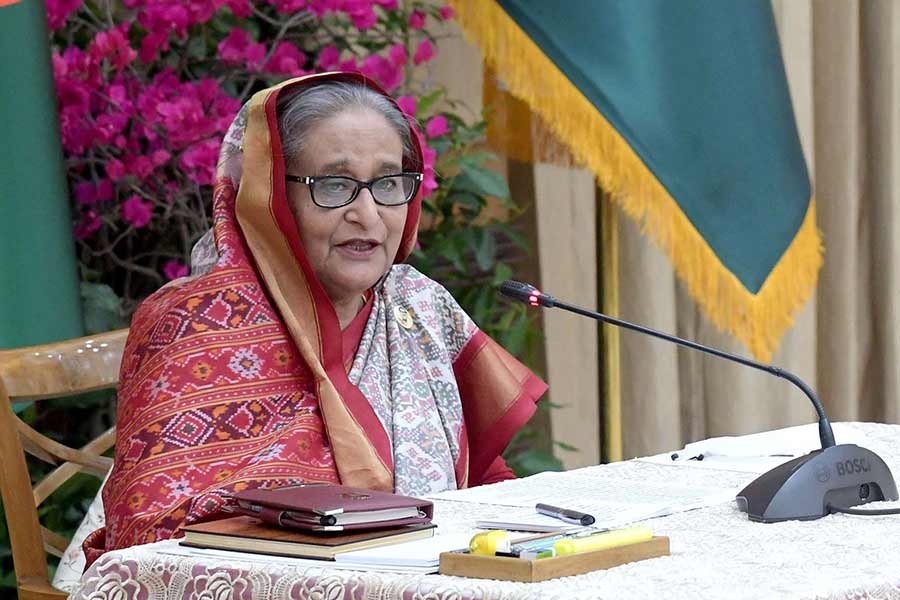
xmin=70 ymin=422 xmax=900 ymax=600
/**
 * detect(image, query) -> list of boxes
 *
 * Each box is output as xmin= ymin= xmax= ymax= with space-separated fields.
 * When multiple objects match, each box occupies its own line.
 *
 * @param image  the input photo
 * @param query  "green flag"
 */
xmin=451 ymin=0 xmax=820 ymax=361
xmin=0 ymin=0 xmax=83 ymax=348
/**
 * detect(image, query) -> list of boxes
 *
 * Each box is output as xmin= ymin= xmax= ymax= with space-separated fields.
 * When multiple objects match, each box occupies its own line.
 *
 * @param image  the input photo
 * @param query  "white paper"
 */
xmin=475 ymin=511 xmax=585 ymax=532
xmin=431 ymin=470 xmax=734 ymax=509
xmin=637 ymin=452 xmax=797 ymax=474
xmin=636 ymin=422 xmax=869 ymax=473
xmin=430 ymin=469 xmax=737 ymax=533
xmin=161 ymin=540 xmax=441 ymax=574
xmin=332 ymin=532 xmax=473 ymax=567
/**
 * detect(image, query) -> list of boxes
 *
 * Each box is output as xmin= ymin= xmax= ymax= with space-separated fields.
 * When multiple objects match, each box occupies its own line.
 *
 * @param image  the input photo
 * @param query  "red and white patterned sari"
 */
xmin=83 ymin=72 xmax=546 ymax=566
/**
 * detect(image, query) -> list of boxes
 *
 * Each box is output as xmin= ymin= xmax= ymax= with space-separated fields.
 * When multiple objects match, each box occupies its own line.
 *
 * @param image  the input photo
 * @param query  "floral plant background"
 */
xmin=0 ymin=0 xmax=562 ymax=587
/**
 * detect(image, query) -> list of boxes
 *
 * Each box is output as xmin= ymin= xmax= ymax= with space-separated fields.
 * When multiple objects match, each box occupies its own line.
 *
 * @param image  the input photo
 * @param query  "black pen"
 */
xmin=535 ymin=503 xmax=596 ymax=526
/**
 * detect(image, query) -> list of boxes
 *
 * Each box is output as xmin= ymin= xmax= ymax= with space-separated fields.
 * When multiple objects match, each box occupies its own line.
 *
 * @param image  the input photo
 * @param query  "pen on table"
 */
xmin=535 ymin=503 xmax=596 ymax=526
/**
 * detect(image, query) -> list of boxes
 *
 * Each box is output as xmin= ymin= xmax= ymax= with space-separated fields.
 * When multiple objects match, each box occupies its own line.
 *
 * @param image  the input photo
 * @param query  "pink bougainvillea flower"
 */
xmin=106 ymin=82 xmax=130 ymax=106
xmin=74 ymin=182 xmax=97 ymax=205
xmin=318 ymin=44 xmax=341 ymax=71
xmin=388 ymin=43 xmax=407 ymax=68
xmin=408 ymin=10 xmax=426 ymax=29
xmin=425 ymin=115 xmax=449 ymax=138
xmin=360 ymin=54 xmax=402 ymax=92
xmin=268 ymin=0 xmax=307 ymax=13
xmin=127 ymin=155 xmax=155 ymax=181
xmin=217 ymin=28 xmax=265 ymax=71
xmin=413 ymin=39 xmax=435 ymax=65
xmin=305 ymin=0 xmax=341 ymax=16
xmin=421 ymin=144 xmax=438 ymax=195
xmin=121 ymin=195 xmax=153 ymax=228
xmin=374 ymin=0 xmax=397 ymax=9
xmin=136 ymin=2 xmax=189 ymax=40
xmin=88 ymin=23 xmax=137 ymax=71
xmin=139 ymin=32 xmax=169 ymax=63
xmin=265 ymin=42 xmax=307 ymax=76
xmin=163 ymin=259 xmax=190 ymax=281
xmin=244 ymin=42 xmax=266 ymax=71
xmin=74 ymin=179 xmax=113 ymax=205
xmin=73 ymin=210 xmax=102 ymax=240
xmin=151 ymin=149 xmax=171 ymax=167
xmin=344 ymin=0 xmax=378 ymax=29
xmin=179 ymin=138 xmax=220 ymax=186
xmin=46 ymin=0 xmax=83 ymax=31
xmin=338 ymin=58 xmax=360 ymax=73
xmin=58 ymin=109 xmax=93 ymax=154
xmin=396 ymin=95 xmax=416 ymax=117
xmin=95 ymin=179 xmax=114 ymax=201
xmin=94 ymin=112 xmax=130 ymax=145
xmin=439 ymin=4 xmax=454 ymax=20
xmin=225 ymin=0 xmax=253 ymax=17
xmin=106 ymin=158 xmax=126 ymax=181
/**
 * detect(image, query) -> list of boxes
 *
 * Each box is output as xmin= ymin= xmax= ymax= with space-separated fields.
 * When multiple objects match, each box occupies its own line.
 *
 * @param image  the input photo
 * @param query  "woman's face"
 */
xmin=286 ymin=107 xmax=408 ymax=308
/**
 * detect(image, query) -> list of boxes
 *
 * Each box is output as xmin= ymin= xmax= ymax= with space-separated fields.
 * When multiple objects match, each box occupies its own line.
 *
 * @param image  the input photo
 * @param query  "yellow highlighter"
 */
xmin=469 ymin=530 xmax=511 ymax=556
xmin=552 ymin=525 xmax=653 ymax=556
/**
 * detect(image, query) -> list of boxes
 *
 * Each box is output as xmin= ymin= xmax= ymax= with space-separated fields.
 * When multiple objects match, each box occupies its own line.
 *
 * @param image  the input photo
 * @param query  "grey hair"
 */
xmin=276 ymin=81 xmax=416 ymax=169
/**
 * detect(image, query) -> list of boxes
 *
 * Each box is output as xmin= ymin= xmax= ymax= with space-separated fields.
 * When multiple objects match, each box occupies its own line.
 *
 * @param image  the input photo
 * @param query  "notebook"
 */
xmin=233 ymin=483 xmax=433 ymax=531
xmin=180 ymin=515 xmax=437 ymax=559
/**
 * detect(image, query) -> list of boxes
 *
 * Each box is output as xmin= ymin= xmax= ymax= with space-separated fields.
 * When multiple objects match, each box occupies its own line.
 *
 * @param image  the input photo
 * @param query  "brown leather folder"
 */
xmin=233 ymin=483 xmax=433 ymax=531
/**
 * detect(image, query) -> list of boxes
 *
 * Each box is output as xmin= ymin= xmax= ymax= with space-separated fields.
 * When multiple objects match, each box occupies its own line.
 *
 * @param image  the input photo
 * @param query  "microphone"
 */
xmin=499 ymin=279 xmax=898 ymax=523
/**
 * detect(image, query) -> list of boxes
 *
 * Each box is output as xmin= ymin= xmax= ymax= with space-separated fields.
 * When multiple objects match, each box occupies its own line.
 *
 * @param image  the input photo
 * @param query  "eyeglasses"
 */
xmin=285 ymin=173 xmax=423 ymax=208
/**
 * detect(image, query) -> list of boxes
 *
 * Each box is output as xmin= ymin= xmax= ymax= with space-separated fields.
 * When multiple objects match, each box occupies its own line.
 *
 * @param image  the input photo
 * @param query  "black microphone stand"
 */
xmin=499 ymin=280 xmax=898 ymax=522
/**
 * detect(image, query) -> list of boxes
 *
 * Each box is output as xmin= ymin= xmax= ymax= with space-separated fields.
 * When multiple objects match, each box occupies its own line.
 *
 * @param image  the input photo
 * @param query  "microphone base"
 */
xmin=735 ymin=444 xmax=898 ymax=523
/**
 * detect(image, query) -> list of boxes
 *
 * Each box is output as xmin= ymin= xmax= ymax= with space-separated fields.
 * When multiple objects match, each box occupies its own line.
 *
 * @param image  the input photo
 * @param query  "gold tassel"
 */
xmin=449 ymin=0 xmax=823 ymax=362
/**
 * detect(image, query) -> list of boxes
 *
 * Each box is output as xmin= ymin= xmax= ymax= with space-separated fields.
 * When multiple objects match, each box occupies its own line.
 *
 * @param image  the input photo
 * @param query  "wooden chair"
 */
xmin=0 ymin=329 xmax=128 ymax=600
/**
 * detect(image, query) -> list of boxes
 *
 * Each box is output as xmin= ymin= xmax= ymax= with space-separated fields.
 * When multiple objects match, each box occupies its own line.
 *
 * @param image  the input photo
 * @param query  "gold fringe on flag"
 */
xmin=449 ymin=0 xmax=823 ymax=362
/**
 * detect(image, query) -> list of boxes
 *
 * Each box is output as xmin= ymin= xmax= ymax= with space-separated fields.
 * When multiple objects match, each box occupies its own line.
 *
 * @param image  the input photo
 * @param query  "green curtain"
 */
xmin=0 ymin=0 xmax=83 ymax=348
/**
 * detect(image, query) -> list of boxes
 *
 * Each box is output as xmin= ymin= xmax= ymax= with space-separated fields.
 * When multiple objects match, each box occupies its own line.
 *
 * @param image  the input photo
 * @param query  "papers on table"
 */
xmin=637 ymin=422 xmax=869 ymax=474
xmin=332 ymin=532 xmax=472 ymax=570
xmin=430 ymin=469 xmax=738 ymax=532
xmin=163 ymin=533 xmax=474 ymax=574
xmin=475 ymin=511 xmax=586 ymax=533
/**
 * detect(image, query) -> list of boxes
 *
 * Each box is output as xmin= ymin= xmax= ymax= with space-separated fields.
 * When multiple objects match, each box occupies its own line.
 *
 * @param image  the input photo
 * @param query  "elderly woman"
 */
xmin=82 ymin=72 xmax=546 ymax=564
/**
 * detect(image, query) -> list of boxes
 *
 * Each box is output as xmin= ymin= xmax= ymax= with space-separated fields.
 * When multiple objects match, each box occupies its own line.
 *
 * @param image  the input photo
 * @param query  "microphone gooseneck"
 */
xmin=500 ymin=281 xmax=900 ymax=523
xmin=500 ymin=278 xmax=898 ymax=522
xmin=500 ymin=280 xmax=835 ymax=449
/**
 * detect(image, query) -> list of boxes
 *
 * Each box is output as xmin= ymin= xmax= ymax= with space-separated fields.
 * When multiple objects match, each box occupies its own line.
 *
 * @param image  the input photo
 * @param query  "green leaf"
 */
xmin=0 ymin=568 xmax=16 ymax=588
xmin=555 ymin=441 xmax=579 ymax=452
xmin=454 ymin=161 xmax=510 ymax=200
xmin=457 ymin=152 xmax=499 ymax=167
xmin=416 ymin=89 xmax=445 ymax=116
xmin=473 ymin=230 xmax=496 ymax=272
xmin=186 ymin=34 xmax=208 ymax=60
xmin=433 ymin=238 xmax=467 ymax=272
xmin=499 ymin=312 xmax=528 ymax=356
xmin=446 ymin=192 xmax=483 ymax=211
xmin=492 ymin=263 xmax=514 ymax=286
xmin=505 ymin=448 xmax=564 ymax=477
xmin=496 ymin=223 xmax=530 ymax=252
xmin=81 ymin=282 xmax=126 ymax=334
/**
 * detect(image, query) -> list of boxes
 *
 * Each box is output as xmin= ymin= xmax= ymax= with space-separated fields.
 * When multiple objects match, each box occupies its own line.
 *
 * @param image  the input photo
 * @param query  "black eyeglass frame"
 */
xmin=285 ymin=172 xmax=424 ymax=208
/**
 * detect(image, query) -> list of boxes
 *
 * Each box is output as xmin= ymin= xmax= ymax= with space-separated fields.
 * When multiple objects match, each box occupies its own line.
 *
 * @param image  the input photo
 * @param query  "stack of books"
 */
xmin=181 ymin=516 xmax=436 ymax=560
xmin=180 ymin=483 xmax=436 ymax=560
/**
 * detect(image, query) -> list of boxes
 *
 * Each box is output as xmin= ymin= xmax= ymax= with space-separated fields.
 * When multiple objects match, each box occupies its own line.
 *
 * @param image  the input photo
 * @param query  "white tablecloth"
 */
xmin=70 ymin=422 xmax=900 ymax=600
